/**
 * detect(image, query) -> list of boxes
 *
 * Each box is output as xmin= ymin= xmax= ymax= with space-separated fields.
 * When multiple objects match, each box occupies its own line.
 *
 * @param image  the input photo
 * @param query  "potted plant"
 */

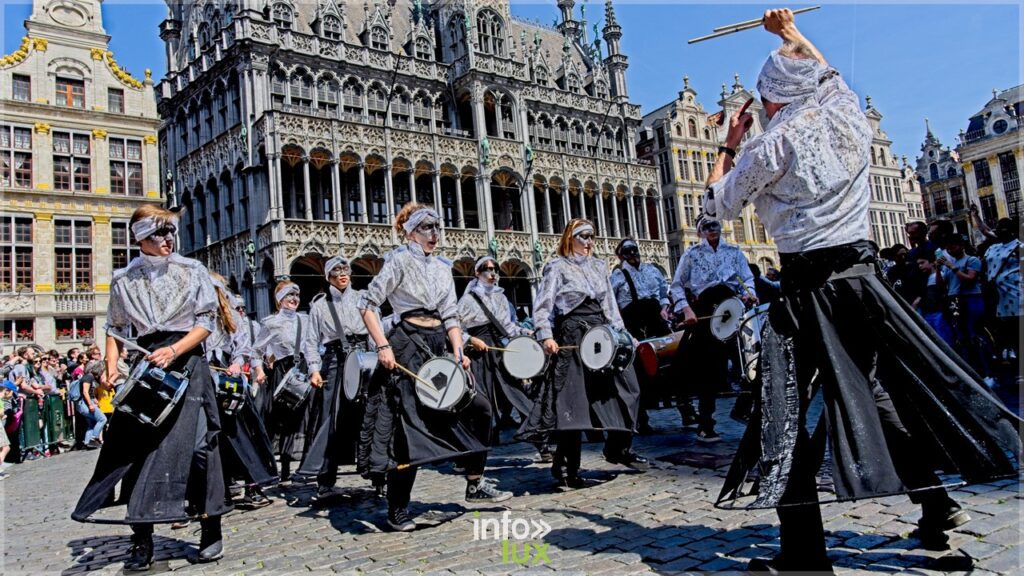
xmin=76 ymin=282 xmax=92 ymax=292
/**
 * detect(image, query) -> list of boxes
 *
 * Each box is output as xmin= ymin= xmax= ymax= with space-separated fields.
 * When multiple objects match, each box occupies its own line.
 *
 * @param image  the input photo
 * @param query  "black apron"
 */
xmin=72 ymin=331 xmax=230 ymax=525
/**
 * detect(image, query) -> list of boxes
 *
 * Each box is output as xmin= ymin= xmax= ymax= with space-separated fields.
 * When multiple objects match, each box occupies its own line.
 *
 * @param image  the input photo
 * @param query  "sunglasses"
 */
xmin=282 ymin=293 xmax=300 ymax=302
xmin=329 ymin=268 xmax=350 ymax=278
xmin=415 ymin=223 xmax=441 ymax=234
xmin=480 ymin=267 xmax=498 ymax=273
xmin=145 ymin=226 xmax=177 ymax=242
xmin=576 ymin=233 xmax=594 ymax=241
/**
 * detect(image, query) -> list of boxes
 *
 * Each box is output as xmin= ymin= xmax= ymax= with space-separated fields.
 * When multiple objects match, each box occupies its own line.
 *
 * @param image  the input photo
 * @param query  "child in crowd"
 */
xmin=914 ymin=249 xmax=954 ymax=347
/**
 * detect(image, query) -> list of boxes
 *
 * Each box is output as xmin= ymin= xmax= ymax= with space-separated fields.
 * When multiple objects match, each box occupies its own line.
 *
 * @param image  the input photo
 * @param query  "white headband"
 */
xmin=324 ymin=255 xmax=351 ymax=280
xmin=131 ymin=215 xmax=177 ymax=242
xmin=402 ymin=208 xmax=441 ymax=234
xmin=230 ymin=294 xmax=245 ymax=308
xmin=275 ymin=284 xmax=300 ymax=303
xmin=573 ymin=224 xmax=594 ymax=237
xmin=475 ymin=256 xmax=498 ymax=273
xmin=210 ymin=276 xmax=227 ymax=293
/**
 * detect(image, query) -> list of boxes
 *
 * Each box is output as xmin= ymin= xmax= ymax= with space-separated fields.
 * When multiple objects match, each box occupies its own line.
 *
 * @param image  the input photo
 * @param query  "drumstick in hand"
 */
xmin=393 ymin=361 xmax=440 ymax=391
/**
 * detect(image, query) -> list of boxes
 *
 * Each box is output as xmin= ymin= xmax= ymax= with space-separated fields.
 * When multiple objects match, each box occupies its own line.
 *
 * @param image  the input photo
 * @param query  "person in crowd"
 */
xmin=0 ymin=380 xmax=15 ymax=477
xmin=358 ymin=203 xmax=496 ymax=531
xmin=885 ymin=244 xmax=922 ymax=304
xmin=749 ymin=263 xmax=781 ymax=304
xmin=610 ymin=238 xmax=671 ymax=434
xmin=518 ymin=217 xmax=648 ymax=491
xmin=912 ymin=249 xmax=955 ymax=347
xmin=299 ymin=255 xmax=374 ymax=500
xmin=937 ymin=233 xmax=995 ymax=387
xmin=670 ymin=218 xmax=757 ymax=442
xmin=971 ymin=207 xmax=1021 ymax=363
xmin=72 ymin=204 xmax=228 ymax=570
xmin=251 ymin=281 xmax=319 ymax=483
xmin=704 ymin=9 xmax=1020 ymax=572
xmin=74 ymin=361 xmax=107 ymax=449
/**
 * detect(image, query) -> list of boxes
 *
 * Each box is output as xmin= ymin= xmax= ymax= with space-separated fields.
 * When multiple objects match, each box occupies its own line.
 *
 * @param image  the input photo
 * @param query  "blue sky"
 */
xmin=3 ymin=1 xmax=1021 ymax=162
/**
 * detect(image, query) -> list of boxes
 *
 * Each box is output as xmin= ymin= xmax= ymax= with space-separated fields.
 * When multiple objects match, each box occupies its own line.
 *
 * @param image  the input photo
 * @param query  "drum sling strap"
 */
xmin=622 ymin=266 xmax=641 ymax=307
xmin=247 ymin=318 xmax=255 ymax=346
xmin=470 ymin=292 xmax=510 ymax=340
xmin=325 ymin=294 xmax=347 ymax=348
xmin=292 ymin=316 xmax=305 ymax=368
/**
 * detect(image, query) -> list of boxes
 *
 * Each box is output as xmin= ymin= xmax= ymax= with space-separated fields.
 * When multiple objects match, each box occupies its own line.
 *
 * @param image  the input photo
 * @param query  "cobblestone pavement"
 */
xmin=2 ymin=398 xmax=1021 ymax=575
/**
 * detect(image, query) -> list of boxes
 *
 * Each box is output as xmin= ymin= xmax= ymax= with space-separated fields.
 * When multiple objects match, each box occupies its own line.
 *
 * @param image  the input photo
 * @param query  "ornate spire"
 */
xmin=925 ymin=117 xmax=932 ymax=137
xmin=732 ymin=73 xmax=743 ymax=93
xmin=865 ymin=95 xmax=873 ymax=109
xmin=605 ymin=0 xmax=618 ymax=27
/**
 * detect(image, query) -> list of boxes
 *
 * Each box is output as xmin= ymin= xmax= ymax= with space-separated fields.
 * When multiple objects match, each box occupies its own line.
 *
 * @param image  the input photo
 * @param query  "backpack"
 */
xmin=67 ymin=377 xmax=83 ymax=403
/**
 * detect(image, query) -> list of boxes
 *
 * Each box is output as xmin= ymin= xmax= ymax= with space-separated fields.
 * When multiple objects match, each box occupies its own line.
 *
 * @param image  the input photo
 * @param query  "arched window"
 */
xmin=871 ymin=148 xmax=877 ymax=165
xmin=415 ymin=37 xmax=432 ymax=60
xmin=553 ymin=119 xmax=568 ymax=152
xmin=272 ymin=3 xmax=293 ymax=29
xmin=198 ymin=23 xmax=211 ymax=50
xmin=342 ymin=78 xmax=363 ymax=117
xmin=675 ymin=124 xmax=682 ymax=136
xmin=500 ymin=97 xmax=516 ymax=139
xmin=567 ymin=74 xmax=581 ymax=94
xmin=476 ymin=9 xmax=505 ymax=55
xmin=367 ymin=85 xmax=387 ymax=124
xmin=413 ymin=93 xmax=431 ymax=129
xmin=595 ymin=81 xmax=608 ymax=99
xmin=317 ymin=76 xmax=338 ymax=115
xmin=947 ymin=167 xmax=957 ymax=178
xmin=535 ymin=67 xmax=549 ymax=86
xmin=322 ymin=15 xmax=342 ymax=40
xmin=687 ymin=118 xmax=697 ymax=138
xmin=370 ymin=27 xmax=388 ymax=50
xmin=703 ymin=128 xmax=710 ymax=140
xmin=447 ymin=15 xmax=465 ymax=55
xmin=929 ymin=163 xmax=939 ymax=181
xmin=270 ymin=69 xmax=287 ymax=107
xmin=290 ymin=70 xmax=312 ymax=111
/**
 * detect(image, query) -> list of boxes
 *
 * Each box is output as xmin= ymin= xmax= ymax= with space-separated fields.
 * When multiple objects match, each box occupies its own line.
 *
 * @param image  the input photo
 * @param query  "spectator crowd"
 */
xmin=1 ymin=338 xmax=127 ymax=479
xmin=880 ymin=207 xmax=1021 ymax=388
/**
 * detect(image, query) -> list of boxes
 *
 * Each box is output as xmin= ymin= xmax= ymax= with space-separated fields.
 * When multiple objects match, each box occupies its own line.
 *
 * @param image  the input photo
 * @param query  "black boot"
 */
xmin=198 ymin=517 xmax=224 ymax=563
xmin=124 ymin=526 xmax=154 ymax=572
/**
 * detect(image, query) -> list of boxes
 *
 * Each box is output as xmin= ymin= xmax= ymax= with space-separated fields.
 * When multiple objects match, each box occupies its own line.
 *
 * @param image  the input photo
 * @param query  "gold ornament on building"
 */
xmin=102 ymin=50 xmax=144 ymax=89
xmin=90 ymin=48 xmax=104 ymax=60
xmin=34 ymin=122 xmax=51 ymax=134
xmin=31 ymin=38 xmax=48 ymax=51
xmin=0 ymin=36 xmax=32 ymax=68
xmin=92 ymin=128 xmax=108 ymax=139
xmin=143 ymin=135 xmax=158 ymax=145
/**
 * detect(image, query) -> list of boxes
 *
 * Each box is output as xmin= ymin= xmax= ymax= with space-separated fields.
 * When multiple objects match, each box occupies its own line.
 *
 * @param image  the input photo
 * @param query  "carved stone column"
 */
xmin=357 ymin=162 xmax=368 ymax=224
xmin=455 ymin=175 xmax=466 ymax=228
xmin=626 ymin=193 xmax=638 ymax=238
xmin=302 ymin=156 xmax=313 ymax=220
xmin=640 ymin=194 xmax=650 ymax=239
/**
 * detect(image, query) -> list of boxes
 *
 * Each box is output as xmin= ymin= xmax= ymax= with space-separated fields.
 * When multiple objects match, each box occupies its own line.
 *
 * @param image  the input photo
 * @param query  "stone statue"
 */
xmin=480 ymin=137 xmax=490 ymax=167
xmin=489 ymin=237 xmax=499 ymax=258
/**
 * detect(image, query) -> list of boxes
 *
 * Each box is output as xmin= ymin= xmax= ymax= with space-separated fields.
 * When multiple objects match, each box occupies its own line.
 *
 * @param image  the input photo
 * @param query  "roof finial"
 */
xmin=604 ymin=0 xmax=618 ymax=27
xmin=865 ymin=95 xmax=872 ymax=109
xmin=925 ymin=117 xmax=932 ymax=136
xmin=992 ymin=88 xmax=999 ymax=99
xmin=732 ymin=73 xmax=742 ymax=92
xmin=683 ymin=75 xmax=690 ymax=89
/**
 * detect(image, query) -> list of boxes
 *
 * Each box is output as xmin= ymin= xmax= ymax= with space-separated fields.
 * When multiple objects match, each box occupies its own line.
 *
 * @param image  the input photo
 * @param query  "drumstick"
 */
xmin=711 ymin=5 xmax=821 ymax=32
xmin=689 ymin=6 xmax=821 ymax=44
xmin=487 ymin=346 xmax=517 ymax=352
xmin=109 ymin=333 xmax=154 ymax=357
xmin=393 ymin=361 xmax=440 ymax=391
xmin=210 ymin=366 xmax=234 ymax=374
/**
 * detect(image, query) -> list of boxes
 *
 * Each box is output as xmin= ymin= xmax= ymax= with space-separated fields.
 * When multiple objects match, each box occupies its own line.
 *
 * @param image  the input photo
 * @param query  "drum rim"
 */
xmin=154 ymin=371 xmax=190 ymax=427
xmin=415 ymin=356 xmax=469 ymax=411
xmin=712 ymin=297 xmax=746 ymax=341
xmin=502 ymin=336 xmax=547 ymax=379
xmin=274 ymin=366 xmax=312 ymax=405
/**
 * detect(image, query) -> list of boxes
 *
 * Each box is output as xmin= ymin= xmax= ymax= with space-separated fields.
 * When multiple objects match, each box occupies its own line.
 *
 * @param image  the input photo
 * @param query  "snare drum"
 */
xmin=343 ymin=351 xmax=378 ymax=402
xmin=215 ymin=372 xmax=247 ymax=416
xmin=414 ymin=356 xmax=477 ymax=412
xmin=113 ymin=359 xmax=191 ymax=427
xmin=273 ymin=367 xmax=312 ymax=412
xmin=580 ymin=325 xmax=635 ymax=373
xmin=502 ymin=336 xmax=548 ymax=381
xmin=710 ymin=297 xmax=746 ymax=342
xmin=636 ymin=331 xmax=685 ymax=379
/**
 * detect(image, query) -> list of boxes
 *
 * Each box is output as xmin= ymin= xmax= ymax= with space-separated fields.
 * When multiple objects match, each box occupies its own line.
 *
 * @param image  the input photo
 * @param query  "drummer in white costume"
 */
xmin=358 ymin=202 xmax=496 ymax=532
xmin=251 ymin=281 xmax=319 ymax=482
xmin=517 ymin=218 xmax=648 ymax=491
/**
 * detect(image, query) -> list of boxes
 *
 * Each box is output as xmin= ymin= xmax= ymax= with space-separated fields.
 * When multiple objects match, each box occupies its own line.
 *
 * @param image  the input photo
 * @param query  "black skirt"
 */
xmin=516 ymin=299 xmax=641 ymax=442
xmin=298 ymin=338 xmax=366 ymax=477
xmin=213 ymin=363 xmax=278 ymax=487
xmin=466 ymin=324 xmax=536 ymax=438
xmin=717 ymin=241 xmax=1022 ymax=509
xmin=72 ymin=332 xmax=230 ymax=525
xmin=269 ymin=356 xmax=314 ymax=461
xmin=358 ymin=321 xmax=489 ymax=473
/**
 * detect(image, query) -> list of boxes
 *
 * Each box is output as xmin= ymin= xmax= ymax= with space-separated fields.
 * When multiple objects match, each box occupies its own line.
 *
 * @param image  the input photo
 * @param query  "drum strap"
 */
xmin=470 ymin=292 xmax=510 ymax=340
xmin=622 ymin=266 xmax=641 ymax=306
xmin=247 ymin=318 xmax=255 ymax=346
xmin=325 ymin=295 xmax=347 ymax=344
xmin=293 ymin=316 xmax=304 ymax=361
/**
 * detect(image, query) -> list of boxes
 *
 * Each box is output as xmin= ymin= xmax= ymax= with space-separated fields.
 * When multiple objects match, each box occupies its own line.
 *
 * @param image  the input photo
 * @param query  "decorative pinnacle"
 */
xmin=604 ymin=0 xmax=618 ymax=27
xmin=865 ymin=95 xmax=872 ymax=108
xmin=925 ymin=117 xmax=932 ymax=136
xmin=733 ymin=73 xmax=742 ymax=91
xmin=683 ymin=75 xmax=689 ymax=89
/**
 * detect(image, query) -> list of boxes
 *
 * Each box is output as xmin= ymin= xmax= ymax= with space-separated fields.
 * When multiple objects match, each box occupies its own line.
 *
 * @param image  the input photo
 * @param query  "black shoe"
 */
xmin=387 ymin=507 xmax=416 ymax=532
xmin=315 ymin=485 xmax=344 ymax=501
xmin=198 ymin=522 xmax=224 ymax=563
xmin=748 ymin=554 xmax=833 ymax=574
xmin=466 ymin=479 xmax=513 ymax=503
xmin=374 ymin=483 xmax=387 ymax=499
xmin=555 ymin=475 xmax=586 ymax=492
xmin=124 ymin=534 xmax=154 ymax=572
xmin=245 ymin=487 xmax=272 ymax=508
xmin=696 ymin=429 xmax=721 ymax=443
xmin=919 ymin=504 xmax=971 ymax=533
xmin=605 ymin=450 xmax=650 ymax=471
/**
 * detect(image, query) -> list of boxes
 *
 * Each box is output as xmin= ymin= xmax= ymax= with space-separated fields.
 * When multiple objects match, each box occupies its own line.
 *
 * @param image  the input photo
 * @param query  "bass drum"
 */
xmin=343 ymin=351 xmax=378 ymax=402
xmin=501 ymin=336 xmax=548 ymax=381
xmin=580 ymin=325 xmax=635 ymax=373
xmin=113 ymin=359 xmax=191 ymax=427
xmin=636 ymin=331 xmax=685 ymax=379
xmin=414 ymin=356 xmax=476 ymax=412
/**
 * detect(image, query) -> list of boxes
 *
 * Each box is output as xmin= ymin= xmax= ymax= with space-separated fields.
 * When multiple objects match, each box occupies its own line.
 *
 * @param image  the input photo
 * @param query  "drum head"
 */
xmin=581 ymin=326 xmax=616 ymax=370
xmin=274 ymin=367 xmax=299 ymax=399
xmin=344 ymin=351 xmax=377 ymax=401
xmin=711 ymin=297 xmax=746 ymax=341
xmin=636 ymin=340 xmax=660 ymax=379
xmin=503 ymin=337 xmax=546 ymax=380
xmin=416 ymin=357 xmax=468 ymax=411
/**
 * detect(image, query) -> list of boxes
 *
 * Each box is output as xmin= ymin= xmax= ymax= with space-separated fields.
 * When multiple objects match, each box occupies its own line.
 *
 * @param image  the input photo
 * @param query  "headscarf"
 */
xmin=756 ymin=49 xmax=825 ymax=104
xmin=572 ymin=223 xmax=594 ymax=237
xmin=402 ymin=208 xmax=441 ymax=234
xmin=275 ymin=284 xmax=300 ymax=303
xmin=324 ymin=255 xmax=351 ymax=280
xmin=131 ymin=214 xmax=178 ymax=242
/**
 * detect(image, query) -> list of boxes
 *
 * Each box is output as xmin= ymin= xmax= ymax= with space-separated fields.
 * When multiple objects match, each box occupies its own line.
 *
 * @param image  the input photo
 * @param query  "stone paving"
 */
xmin=1 ymin=398 xmax=1021 ymax=575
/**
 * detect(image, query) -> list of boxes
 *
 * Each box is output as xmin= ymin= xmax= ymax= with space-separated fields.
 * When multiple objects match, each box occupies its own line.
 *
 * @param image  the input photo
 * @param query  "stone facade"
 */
xmin=638 ymin=74 xmax=777 ymax=272
xmin=0 ymin=0 xmax=161 ymax=352
xmin=955 ymin=85 xmax=1022 ymax=227
xmin=915 ymin=119 xmax=973 ymax=236
xmin=864 ymin=97 xmax=923 ymax=248
xmin=157 ymin=0 xmax=666 ymax=319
